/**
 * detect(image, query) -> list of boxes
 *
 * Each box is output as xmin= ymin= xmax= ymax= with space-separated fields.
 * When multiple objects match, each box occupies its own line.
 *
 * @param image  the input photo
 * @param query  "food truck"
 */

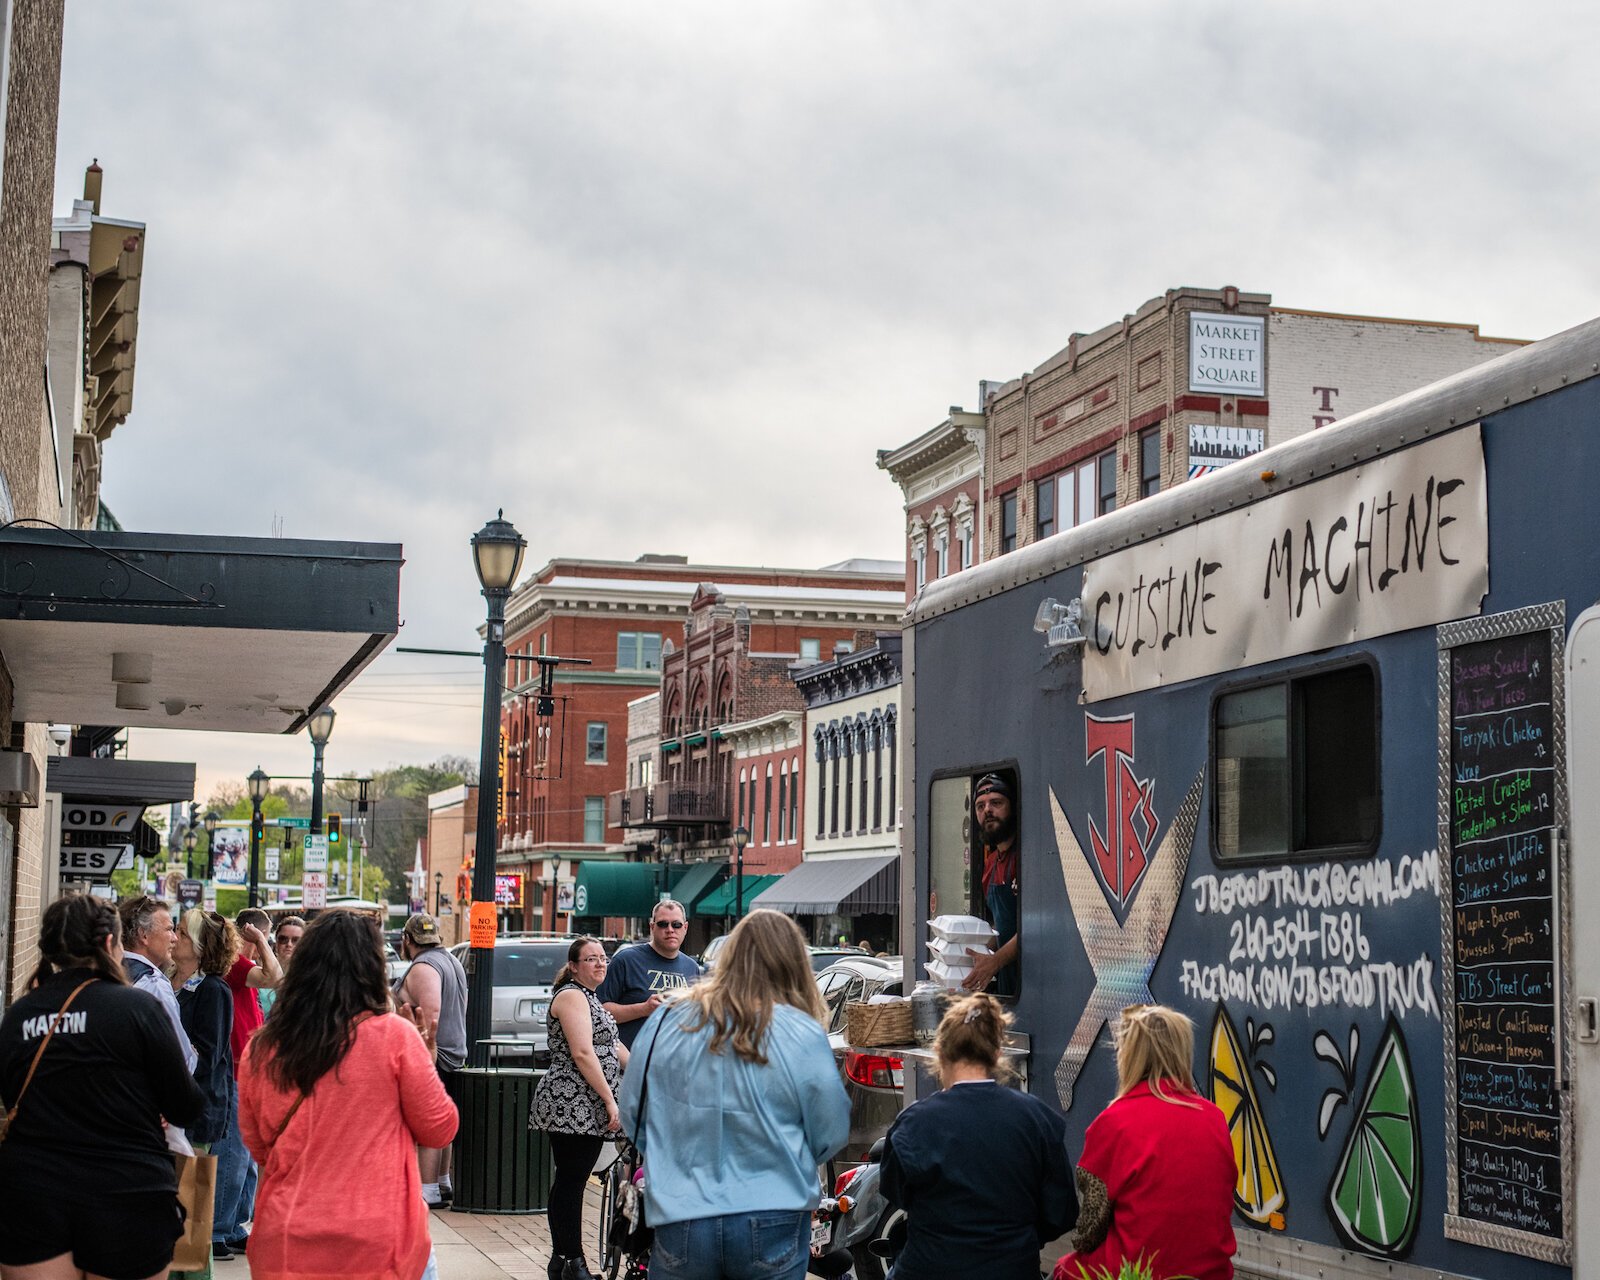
xmin=898 ymin=315 xmax=1600 ymax=1278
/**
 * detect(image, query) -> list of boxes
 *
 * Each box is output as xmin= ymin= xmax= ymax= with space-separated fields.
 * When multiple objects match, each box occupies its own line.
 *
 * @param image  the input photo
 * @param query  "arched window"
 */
xmin=764 ymin=762 xmax=774 ymax=845
xmin=843 ymin=725 xmax=855 ymax=835
xmin=857 ymin=716 xmax=870 ymax=832
xmin=738 ymin=767 xmax=747 ymax=827
xmin=885 ymin=706 xmax=898 ymax=825
xmin=830 ymin=724 xmax=842 ymax=836
xmin=815 ymin=728 xmax=828 ymax=838
xmin=871 ymin=712 xmax=884 ymax=830
xmin=789 ymin=754 xmax=800 ymax=841
xmin=777 ymin=761 xmax=788 ymax=844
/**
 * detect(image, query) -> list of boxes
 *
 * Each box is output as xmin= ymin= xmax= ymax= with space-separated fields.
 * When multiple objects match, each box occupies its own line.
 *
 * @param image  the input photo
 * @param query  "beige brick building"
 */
xmin=881 ymin=286 xmax=1523 ymax=581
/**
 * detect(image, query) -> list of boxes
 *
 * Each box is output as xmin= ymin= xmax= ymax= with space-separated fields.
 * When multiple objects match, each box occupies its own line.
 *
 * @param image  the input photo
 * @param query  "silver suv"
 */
xmin=449 ymin=934 xmax=572 ymax=1063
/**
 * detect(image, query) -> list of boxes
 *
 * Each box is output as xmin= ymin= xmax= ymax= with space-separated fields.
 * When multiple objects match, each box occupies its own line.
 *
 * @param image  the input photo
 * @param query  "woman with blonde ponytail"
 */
xmin=881 ymin=993 xmax=1077 ymax=1280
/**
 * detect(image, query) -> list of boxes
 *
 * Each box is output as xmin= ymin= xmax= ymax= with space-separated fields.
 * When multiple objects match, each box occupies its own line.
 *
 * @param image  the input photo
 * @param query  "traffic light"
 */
xmin=327 ymin=813 xmax=342 ymax=844
xmin=251 ymin=811 xmax=264 ymax=841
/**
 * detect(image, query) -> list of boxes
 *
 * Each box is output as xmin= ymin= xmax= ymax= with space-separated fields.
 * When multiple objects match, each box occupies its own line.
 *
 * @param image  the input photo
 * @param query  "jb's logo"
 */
xmin=1085 ymin=713 xmax=1159 ymax=910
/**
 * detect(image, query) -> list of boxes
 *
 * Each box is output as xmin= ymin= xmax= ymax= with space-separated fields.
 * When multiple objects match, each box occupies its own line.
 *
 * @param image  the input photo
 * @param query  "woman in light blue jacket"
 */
xmin=618 ymin=909 xmax=850 ymax=1280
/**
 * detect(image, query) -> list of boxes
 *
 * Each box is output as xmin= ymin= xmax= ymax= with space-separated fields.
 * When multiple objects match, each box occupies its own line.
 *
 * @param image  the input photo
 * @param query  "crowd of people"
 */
xmin=0 ymin=886 xmax=1238 ymax=1280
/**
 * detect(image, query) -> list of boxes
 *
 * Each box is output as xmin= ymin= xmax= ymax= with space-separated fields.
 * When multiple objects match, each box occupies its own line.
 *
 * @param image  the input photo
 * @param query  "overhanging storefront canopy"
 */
xmin=749 ymin=853 xmax=899 ymax=915
xmin=668 ymin=860 xmax=726 ymax=913
xmin=697 ymin=875 xmax=780 ymax=917
xmin=574 ymin=861 xmax=664 ymax=918
xmin=0 ymin=527 xmax=402 ymax=734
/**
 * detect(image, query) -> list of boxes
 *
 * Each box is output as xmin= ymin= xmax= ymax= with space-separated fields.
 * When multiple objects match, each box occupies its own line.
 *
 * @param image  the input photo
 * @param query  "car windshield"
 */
xmin=495 ymin=947 xmax=565 ymax=986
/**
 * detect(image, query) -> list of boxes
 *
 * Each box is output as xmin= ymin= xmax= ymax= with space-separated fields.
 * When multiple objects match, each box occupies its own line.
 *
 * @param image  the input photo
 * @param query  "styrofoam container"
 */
xmin=927 ymin=936 xmax=990 ymax=961
xmin=928 ymin=914 xmax=997 ymax=945
xmin=924 ymin=958 xmax=973 ymax=989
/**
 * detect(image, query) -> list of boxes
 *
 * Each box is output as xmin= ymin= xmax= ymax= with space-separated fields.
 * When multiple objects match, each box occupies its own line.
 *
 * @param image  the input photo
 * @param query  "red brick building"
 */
xmin=499 ymin=557 xmax=902 ymax=932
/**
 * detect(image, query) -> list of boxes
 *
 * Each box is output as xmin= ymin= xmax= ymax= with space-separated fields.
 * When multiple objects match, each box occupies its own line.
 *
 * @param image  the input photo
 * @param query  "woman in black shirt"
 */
xmin=0 ymin=894 xmax=204 ymax=1280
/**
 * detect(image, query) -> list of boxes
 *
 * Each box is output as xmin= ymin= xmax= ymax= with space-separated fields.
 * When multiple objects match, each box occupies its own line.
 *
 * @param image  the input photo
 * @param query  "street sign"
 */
xmin=264 ymin=848 xmax=280 ymax=881
xmin=303 ymin=834 xmax=328 ymax=873
xmin=177 ymin=879 xmax=204 ymax=910
xmin=303 ymin=870 xmax=328 ymax=909
xmin=274 ymin=817 xmax=311 ymax=829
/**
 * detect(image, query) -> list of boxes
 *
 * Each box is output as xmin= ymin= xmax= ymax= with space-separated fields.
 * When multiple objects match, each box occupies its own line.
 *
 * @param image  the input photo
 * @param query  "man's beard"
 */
xmin=980 ymin=812 xmax=1016 ymax=847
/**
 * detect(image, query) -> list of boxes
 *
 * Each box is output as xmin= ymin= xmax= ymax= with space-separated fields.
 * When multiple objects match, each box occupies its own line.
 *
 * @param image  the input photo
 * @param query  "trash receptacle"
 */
xmin=452 ymin=1066 xmax=552 ymax=1214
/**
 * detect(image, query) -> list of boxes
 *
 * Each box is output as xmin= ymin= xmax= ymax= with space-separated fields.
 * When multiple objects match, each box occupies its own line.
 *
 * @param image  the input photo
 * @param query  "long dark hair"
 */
xmin=30 ymin=894 xmax=127 ymax=988
xmin=250 ymin=911 xmax=390 ymax=1093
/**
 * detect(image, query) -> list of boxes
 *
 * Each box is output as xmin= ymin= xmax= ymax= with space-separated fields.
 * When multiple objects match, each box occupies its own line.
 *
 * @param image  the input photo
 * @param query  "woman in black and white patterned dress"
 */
xmin=532 ymin=936 xmax=628 ymax=1280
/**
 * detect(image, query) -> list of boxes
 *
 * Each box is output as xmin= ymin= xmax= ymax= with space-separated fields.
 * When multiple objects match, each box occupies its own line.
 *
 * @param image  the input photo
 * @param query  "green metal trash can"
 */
xmin=452 ymin=1066 xmax=553 ymax=1214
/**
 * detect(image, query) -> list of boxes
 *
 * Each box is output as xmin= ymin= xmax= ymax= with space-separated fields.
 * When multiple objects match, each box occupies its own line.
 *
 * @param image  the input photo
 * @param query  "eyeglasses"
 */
xmin=579 ymin=955 xmax=608 ymax=964
xmin=653 ymin=920 xmax=686 ymax=930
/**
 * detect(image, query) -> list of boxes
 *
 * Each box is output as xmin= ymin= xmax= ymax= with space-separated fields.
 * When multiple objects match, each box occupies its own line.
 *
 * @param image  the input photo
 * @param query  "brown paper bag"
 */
xmin=171 ymin=1152 xmax=218 ymax=1272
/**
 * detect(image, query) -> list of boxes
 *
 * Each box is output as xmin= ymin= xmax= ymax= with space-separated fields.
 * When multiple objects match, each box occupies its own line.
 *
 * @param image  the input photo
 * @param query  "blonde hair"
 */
xmin=1115 ymin=1004 xmax=1200 ymax=1105
xmin=181 ymin=908 xmax=241 ymax=978
xmin=932 ymin=993 xmax=1013 ymax=1086
xmin=680 ymin=909 xmax=826 ymax=1064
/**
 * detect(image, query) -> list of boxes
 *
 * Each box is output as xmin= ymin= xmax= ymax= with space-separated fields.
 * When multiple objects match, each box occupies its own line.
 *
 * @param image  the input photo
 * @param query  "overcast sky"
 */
xmin=53 ymin=2 xmax=1600 ymax=803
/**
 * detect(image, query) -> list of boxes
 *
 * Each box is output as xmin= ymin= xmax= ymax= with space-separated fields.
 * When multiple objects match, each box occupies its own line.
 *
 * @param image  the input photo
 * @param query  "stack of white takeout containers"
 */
xmin=924 ymin=914 xmax=997 ymax=989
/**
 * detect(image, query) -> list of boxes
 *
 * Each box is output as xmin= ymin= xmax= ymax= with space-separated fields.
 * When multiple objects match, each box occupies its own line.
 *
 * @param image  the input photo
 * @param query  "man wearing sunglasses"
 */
xmin=598 ymin=899 xmax=702 ymax=1049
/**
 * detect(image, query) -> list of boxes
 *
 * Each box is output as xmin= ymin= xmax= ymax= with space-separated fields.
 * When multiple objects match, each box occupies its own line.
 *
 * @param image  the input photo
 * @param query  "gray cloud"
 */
xmin=56 ymin=0 xmax=1600 ymax=797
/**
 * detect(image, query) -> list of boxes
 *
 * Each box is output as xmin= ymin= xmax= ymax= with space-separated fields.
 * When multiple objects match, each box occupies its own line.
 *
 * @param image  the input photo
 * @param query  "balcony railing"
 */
xmin=660 ymin=712 xmax=728 ymax=742
xmin=607 ymin=780 xmax=729 ymax=829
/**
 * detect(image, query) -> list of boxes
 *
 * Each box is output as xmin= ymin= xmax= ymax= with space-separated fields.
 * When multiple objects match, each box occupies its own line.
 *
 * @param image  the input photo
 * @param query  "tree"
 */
xmin=324 ymin=756 xmax=475 ymax=908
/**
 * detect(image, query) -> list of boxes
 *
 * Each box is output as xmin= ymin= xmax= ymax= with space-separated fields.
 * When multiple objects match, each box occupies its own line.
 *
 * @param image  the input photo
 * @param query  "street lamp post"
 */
xmin=307 ymin=707 xmax=336 ymax=834
xmin=183 ymin=829 xmax=196 ymax=880
xmin=657 ymin=831 xmax=676 ymax=905
xmin=467 ymin=511 xmax=527 ymax=1068
xmin=247 ymin=767 xmax=270 ymax=909
xmin=733 ymin=825 xmax=750 ymax=920
xmin=435 ymin=870 xmax=444 ymax=915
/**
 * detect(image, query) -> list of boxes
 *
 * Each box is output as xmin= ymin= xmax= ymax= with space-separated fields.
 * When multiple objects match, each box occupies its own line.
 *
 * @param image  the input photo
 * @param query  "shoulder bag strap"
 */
xmin=2 ymin=978 xmax=95 ymax=1138
xmin=628 ymin=1003 xmax=667 ymax=1148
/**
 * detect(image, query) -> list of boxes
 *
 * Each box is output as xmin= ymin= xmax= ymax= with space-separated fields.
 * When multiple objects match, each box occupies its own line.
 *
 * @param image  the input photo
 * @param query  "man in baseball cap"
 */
xmin=396 ymin=911 xmax=467 ymax=1205
xmin=966 ymin=772 xmax=1020 ymax=997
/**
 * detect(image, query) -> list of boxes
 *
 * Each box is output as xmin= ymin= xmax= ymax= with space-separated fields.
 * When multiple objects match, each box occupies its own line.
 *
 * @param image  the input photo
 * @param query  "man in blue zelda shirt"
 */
xmin=599 ymin=897 xmax=703 ymax=1048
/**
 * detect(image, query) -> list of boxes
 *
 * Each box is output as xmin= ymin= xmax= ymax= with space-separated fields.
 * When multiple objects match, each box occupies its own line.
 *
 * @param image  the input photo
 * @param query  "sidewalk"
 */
xmin=238 ymin=1181 xmax=602 ymax=1280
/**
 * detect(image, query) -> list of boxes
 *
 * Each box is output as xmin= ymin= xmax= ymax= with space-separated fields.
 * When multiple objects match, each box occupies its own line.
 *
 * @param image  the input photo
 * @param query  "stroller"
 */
xmin=595 ymin=1137 xmax=651 ymax=1280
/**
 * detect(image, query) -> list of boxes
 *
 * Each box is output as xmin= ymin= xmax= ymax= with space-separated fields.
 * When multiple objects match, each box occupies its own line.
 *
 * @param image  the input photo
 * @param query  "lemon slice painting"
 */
xmin=1328 ymin=1018 xmax=1422 ymax=1258
xmin=1209 ymin=1004 xmax=1286 ymax=1224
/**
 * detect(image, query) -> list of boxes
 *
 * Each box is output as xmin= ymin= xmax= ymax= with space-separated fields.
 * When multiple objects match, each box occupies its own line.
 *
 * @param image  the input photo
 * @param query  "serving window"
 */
xmin=928 ymin=766 xmax=1021 ymax=996
xmin=1212 ymin=660 xmax=1379 ymax=862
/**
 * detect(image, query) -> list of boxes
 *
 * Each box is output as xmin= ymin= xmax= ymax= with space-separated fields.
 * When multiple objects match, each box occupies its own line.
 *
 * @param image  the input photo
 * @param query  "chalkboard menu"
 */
xmin=1438 ymin=603 xmax=1570 ymax=1264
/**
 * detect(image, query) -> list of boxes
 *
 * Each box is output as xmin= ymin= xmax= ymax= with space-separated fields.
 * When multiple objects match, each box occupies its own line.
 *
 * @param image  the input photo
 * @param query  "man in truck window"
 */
xmin=964 ymin=773 xmax=1019 ymax=997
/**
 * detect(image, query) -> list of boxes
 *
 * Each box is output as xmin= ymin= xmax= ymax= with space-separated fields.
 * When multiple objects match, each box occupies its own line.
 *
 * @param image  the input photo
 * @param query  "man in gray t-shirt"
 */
xmin=397 ymin=912 xmax=467 ymax=1206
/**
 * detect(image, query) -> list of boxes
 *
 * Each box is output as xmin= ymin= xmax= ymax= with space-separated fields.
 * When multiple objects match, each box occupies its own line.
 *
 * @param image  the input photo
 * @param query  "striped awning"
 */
xmin=748 ymin=854 xmax=899 ymax=916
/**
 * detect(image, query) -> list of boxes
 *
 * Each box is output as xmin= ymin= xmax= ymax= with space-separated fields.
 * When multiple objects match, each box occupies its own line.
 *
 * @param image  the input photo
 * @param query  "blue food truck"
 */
xmin=899 ymin=315 xmax=1600 ymax=1278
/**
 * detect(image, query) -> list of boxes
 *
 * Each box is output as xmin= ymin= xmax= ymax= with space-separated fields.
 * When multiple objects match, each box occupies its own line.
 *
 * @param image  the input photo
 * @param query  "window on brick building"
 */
xmin=639 ymin=755 xmax=653 ymax=789
xmin=886 ymin=706 xmax=898 ymax=824
xmin=586 ymin=722 xmax=607 ymax=764
xmin=738 ymin=766 xmax=747 ymax=827
xmin=858 ymin=727 xmax=870 ymax=832
xmin=815 ymin=733 xmax=828 ymax=837
xmin=1000 ymin=493 xmax=1018 ymax=554
xmin=583 ymin=796 xmax=604 ymax=845
xmin=1140 ymin=428 xmax=1161 ymax=499
xmin=957 ymin=525 xmax=972 ymax=570
xmin=789 ymin=755 xmax=799 ymax=840
xmin=764 ymin=763 xmax=773 ymax=845
xmin=1035 ymin=476 xmax=1056 ymax=543
xmin=1098 ymin=448 xmax=1118 ymax=516
xmin=800 ymin=638 xmax=821 ymax=663
xmin=830 ymin=728 xmax=842 ymax=836
xmin=914 ymin=545 xmax=926 ymax=591
xmin=777 ymin=762 xmax=788 ymax=843
xmin=748 ymin=770 xmax=758 ymax=836
xmin=843 ymin=738 xmax=855 ymax=835
xmin=935 ymin=533 xmax=948 ymax=579
xmin=538 ymin=633 xmax=548 ymax=655
xmin=616 ymin=632 xmax=663 ymax=671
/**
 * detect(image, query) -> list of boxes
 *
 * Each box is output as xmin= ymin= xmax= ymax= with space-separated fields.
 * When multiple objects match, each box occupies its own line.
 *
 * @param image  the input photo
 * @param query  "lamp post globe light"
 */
xmin=247 ymin=766 xmax=270 ymax=909
xmin=733 ymin=824 xmax=751 ymax=921
xmin=307 ymin=707 xmax=336 ymax=834
xmin=467 ymin=510 xmax=527 ymax=1069
xmin=183 ymin=828 xmax=197 ymax=880
xmin=656 ymin=831 xmax=676 ymax=903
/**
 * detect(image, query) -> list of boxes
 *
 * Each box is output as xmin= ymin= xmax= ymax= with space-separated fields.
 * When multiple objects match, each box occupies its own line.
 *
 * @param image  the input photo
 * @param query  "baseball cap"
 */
xmin=403 ymin=912 xmax=442 ymax=947
xmin=973 ymin=773 xmax=1013 ymax=803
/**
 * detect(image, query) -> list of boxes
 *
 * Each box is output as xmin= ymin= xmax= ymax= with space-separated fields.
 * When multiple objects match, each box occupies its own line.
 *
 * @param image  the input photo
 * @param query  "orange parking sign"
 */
xmin=469 ymin=901 xmax=497 ymax=948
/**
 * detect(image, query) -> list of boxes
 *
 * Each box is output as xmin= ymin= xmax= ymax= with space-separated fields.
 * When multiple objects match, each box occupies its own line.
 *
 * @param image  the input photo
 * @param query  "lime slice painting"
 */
xmin=1328 ymin=1018 xmax=1422 ymax=1258
xmin=1209 ymin=1004 xmax=1286 ymax=1224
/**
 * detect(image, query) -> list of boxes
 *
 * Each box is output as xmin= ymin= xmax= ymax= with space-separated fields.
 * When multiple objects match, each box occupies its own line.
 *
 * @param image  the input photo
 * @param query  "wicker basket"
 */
xmin=846 ymin=999 xmax=914 ymax=1048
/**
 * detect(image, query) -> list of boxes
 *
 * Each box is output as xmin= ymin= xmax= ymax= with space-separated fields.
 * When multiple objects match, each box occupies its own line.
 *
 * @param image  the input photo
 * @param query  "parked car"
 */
xmin=447 ymin=933 xmax=572 ymax=1063
xmin=808 ymin=946 xmax=867 ymax=973
xmin=700 ymin=934 xmax=730 ymax=970
xmin=384 ymin=942 xmax=411 ymax=985
xmin=815 ymin=955 xmax=906 ymax=1164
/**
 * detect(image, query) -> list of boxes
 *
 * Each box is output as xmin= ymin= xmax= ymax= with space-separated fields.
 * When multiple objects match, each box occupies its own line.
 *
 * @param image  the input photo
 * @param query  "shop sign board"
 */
xmin=1188 ymin=312 xmax=1265 ymax=396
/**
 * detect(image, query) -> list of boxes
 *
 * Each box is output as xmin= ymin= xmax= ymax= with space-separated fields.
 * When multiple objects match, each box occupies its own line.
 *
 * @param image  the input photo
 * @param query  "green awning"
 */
xmin=696 ymin=874 xmax=781 ymax=917
xmin=669 ymin=861 xmax=727 ymax=912
xmin=573 ymin=861 xmax=666 ymax=919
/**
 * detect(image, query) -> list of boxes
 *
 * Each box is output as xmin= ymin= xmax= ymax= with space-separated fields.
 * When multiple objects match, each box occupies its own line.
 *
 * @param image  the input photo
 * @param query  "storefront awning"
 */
xmin=0 ymin=527 xmax=401 ymax=734
xmin=574 ymin=861 xmax=665 ymax=919
xmin=696 ymin=874 xmax=780 ymax=917
xmin=748 ymin=853 xmax=900 ymax=915
xmin=668 ymin=860 xmax=726 ymax=912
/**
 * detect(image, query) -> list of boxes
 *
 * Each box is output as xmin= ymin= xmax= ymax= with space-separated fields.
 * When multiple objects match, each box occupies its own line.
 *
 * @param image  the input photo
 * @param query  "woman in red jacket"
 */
xmin=1054 ymin=1005 xmax=1237 ymax=1280
xmin=238 ymin=910 xmax=458 ymax=1280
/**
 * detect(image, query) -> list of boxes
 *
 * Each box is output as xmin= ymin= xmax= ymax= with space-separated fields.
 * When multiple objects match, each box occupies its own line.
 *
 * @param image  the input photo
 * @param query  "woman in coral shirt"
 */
xmin=238 ymin=911 xmax=458 ymax=1280
xmin=1054 ymin=1005 xmax=1237 ymax=1280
